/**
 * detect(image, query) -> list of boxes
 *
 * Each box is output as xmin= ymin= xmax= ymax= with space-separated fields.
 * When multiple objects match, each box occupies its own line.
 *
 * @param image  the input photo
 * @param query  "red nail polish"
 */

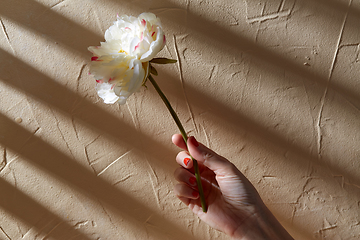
xmin=184 ymin=158 xmax=191 ymax=166
xmin=189 ymin=177 xmax=196 ymax=185
xmin=192 ymin=191 xmax=199 ymax=198
xmin=189 ymin=136 xmax=199 ymax=147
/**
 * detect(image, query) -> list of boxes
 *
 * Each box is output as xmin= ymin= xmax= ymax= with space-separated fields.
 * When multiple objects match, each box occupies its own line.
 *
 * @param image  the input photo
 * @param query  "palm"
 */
xmin=187 ymin=164 xmax=259 ymax=236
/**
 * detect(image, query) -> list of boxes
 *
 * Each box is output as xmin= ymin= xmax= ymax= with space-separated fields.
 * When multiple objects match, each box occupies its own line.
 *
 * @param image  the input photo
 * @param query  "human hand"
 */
xmin=172 ymin=134 xmax=293 ymax=240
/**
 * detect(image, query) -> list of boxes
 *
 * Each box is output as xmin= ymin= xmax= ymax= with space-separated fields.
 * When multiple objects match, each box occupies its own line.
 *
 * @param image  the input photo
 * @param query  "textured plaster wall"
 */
xmin=0 ymin=0 xmax=359 ymax=239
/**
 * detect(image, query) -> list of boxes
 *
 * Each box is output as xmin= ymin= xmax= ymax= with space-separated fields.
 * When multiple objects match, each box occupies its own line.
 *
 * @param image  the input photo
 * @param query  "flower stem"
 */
xmin=148 ymin=74 xmax=207 ymax=213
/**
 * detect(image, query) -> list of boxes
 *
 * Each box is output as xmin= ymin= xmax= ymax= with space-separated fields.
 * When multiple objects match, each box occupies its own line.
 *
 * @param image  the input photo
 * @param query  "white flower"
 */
xmin=88 ymin=13 xmax=166 ymax=104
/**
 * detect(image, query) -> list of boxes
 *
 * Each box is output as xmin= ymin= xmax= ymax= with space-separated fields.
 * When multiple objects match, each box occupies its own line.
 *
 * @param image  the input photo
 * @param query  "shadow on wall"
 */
xmin=0 ymin=47 xmax=198 ymax=238
xmin=0 ymin=113 xmax=197 ymax=240
xmin=0 ymin=0 xmax=102 ymax=57
xmin=142 ymin=0 xmax=360 ymax=184
xmin=149 ymin=0 xmax=360 ymax=174
xmin=0 ymin=0 xmax=359 ymax=239
xmin=160 ymin=0 xmax=360 ymax=107
xmin=0 ymin=0 xmax=197 ymax=238
xmin=156 ymin=68 xmax=360 ymax=188
xmin=0 ymin=176 xmax=94 ymax=240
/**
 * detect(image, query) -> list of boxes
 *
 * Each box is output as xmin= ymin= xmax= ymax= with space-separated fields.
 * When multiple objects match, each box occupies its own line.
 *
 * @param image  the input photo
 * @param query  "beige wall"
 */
xmin=0 ymin=0 xmax=359 ymax=239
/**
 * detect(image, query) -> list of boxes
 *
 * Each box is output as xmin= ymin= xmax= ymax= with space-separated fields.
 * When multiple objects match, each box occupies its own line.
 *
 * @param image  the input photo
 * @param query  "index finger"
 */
xmin=172 ymin=134 xmax=187 ymax=151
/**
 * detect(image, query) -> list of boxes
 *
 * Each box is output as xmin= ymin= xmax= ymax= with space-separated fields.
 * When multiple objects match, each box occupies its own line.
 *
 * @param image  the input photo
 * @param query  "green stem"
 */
xmin=148 ymin=74 xmax=207 ymax=213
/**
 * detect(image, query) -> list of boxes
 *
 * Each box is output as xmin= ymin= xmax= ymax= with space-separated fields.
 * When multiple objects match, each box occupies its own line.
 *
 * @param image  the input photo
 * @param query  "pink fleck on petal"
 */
xmin=163 ymin=35 xmax=166 ymax=43
xmin=109 ymin=77 xmax=114 ymax=82
xmin=140 ymin=32 xmax=144 ymax=41
xmin=91 ymin=56 xmax=99 ymax=61
xmin=141 ymin=19 xmax=146 ymax=27
xmin=125 ymin=27 xmax=131 ymax=30
xmin=96 ymin=79 xmax=104 ymax=83
xmin=111 ymin=84 xmax=115 ymax=90
xmin=151 ymin=32 xmax=155 ymax=37
xmin=134 ymin=42 xmax=140 ymax=51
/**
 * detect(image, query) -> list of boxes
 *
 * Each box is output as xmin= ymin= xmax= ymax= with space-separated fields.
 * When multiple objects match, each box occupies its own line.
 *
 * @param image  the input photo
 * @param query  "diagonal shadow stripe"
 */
xmin=0 ymin=24 xmax=358 ymax=199
xmin=2 ymin=0 xmax=357 ymax=119
xmin=0 ymin=50 xmax=195 ymax=237
xmin=0 ymin=113 xmax=197 ymax=240
xmin=0 ymin=0 xmax=102 ymax=57
xmin=314 ymin=0 xmax=360 ymax=18
xmin=2 ymin=0 xmax=359 ymax=112
xmin=1 ymin=0 xmax=354 ymax=189
xmin=0 ymin=48 xmax=174 ymax=172
xmin=181 ymin=1 xmax=360 ymax=109
xmin=140 ymin=0 xmax=360 ymax=110
xmin=0 ymin=45 xmax=317 ymax=239
xmin=157 ymin=70 xmax=360 ymax=187
xmin=1 ymin=0 xmax=358 ymax=236
xmin=0 ymin=177 xmax=94 ymax=240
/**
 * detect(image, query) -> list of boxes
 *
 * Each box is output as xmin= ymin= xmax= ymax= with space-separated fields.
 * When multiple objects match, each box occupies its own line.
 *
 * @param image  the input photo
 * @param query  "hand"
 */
xmin=172 ymin=134 xmax=293 ymax=240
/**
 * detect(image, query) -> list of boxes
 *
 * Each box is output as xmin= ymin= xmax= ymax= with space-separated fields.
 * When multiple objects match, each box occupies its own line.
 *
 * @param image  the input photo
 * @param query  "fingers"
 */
xmin=174 ymin=167 xmax=198 ymax=188
xmin=175 ymin=151 xmax=193 ymax=169
xmin=172 ymin=134 xmax=237 ymax=176
xmin=174 ymin=183 xmax=199 ymax=201
xmin=186 ymin=136 xmax=236 ymax=176
xmin=172 ymin=134 xmax=187 ymax=151
xmin=173 ymin=166 xmax=199 ymax=204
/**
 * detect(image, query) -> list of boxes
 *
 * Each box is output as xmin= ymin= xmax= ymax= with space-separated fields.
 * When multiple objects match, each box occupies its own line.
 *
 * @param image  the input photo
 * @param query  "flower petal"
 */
xmin=96 ymin=82 xmax=120 ymax=104
xmin=140 ymin=27 xmax=165 ymax=62
xmin=88 ymin=13 xmax=165 ymax=104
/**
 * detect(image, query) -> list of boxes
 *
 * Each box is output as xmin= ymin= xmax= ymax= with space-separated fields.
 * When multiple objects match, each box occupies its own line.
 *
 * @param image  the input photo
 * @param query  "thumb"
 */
xmin=187 ymin=136 xmax=235 ymax=176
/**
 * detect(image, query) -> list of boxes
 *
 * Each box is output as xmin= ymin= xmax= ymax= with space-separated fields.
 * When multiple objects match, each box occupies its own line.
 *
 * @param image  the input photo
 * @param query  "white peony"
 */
xmin=88 ymin=13 xmax=166 ymax=104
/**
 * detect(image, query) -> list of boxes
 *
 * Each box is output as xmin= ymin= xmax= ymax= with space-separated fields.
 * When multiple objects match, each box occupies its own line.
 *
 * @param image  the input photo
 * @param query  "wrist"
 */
xmin=231 ymin=204 xmax=293 ymax=240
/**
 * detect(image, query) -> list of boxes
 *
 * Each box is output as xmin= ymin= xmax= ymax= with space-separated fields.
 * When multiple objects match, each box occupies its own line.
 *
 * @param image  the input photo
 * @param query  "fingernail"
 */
xmin=189 ymin=177 xmax=196 ymax=185
xmin=189 ymin=136 xmax=199 ymax=147
xmin=192 ymin=191 xmax=199 ymax=198
xmin=184 ymin=158 xmax=191 ymax=166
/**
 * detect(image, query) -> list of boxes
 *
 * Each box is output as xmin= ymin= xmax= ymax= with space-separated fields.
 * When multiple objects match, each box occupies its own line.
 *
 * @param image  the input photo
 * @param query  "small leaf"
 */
xmin=150 ymin=64 xmax=158 ymax=76
xmin=150 ymin=58 xmax=177 ymax=64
